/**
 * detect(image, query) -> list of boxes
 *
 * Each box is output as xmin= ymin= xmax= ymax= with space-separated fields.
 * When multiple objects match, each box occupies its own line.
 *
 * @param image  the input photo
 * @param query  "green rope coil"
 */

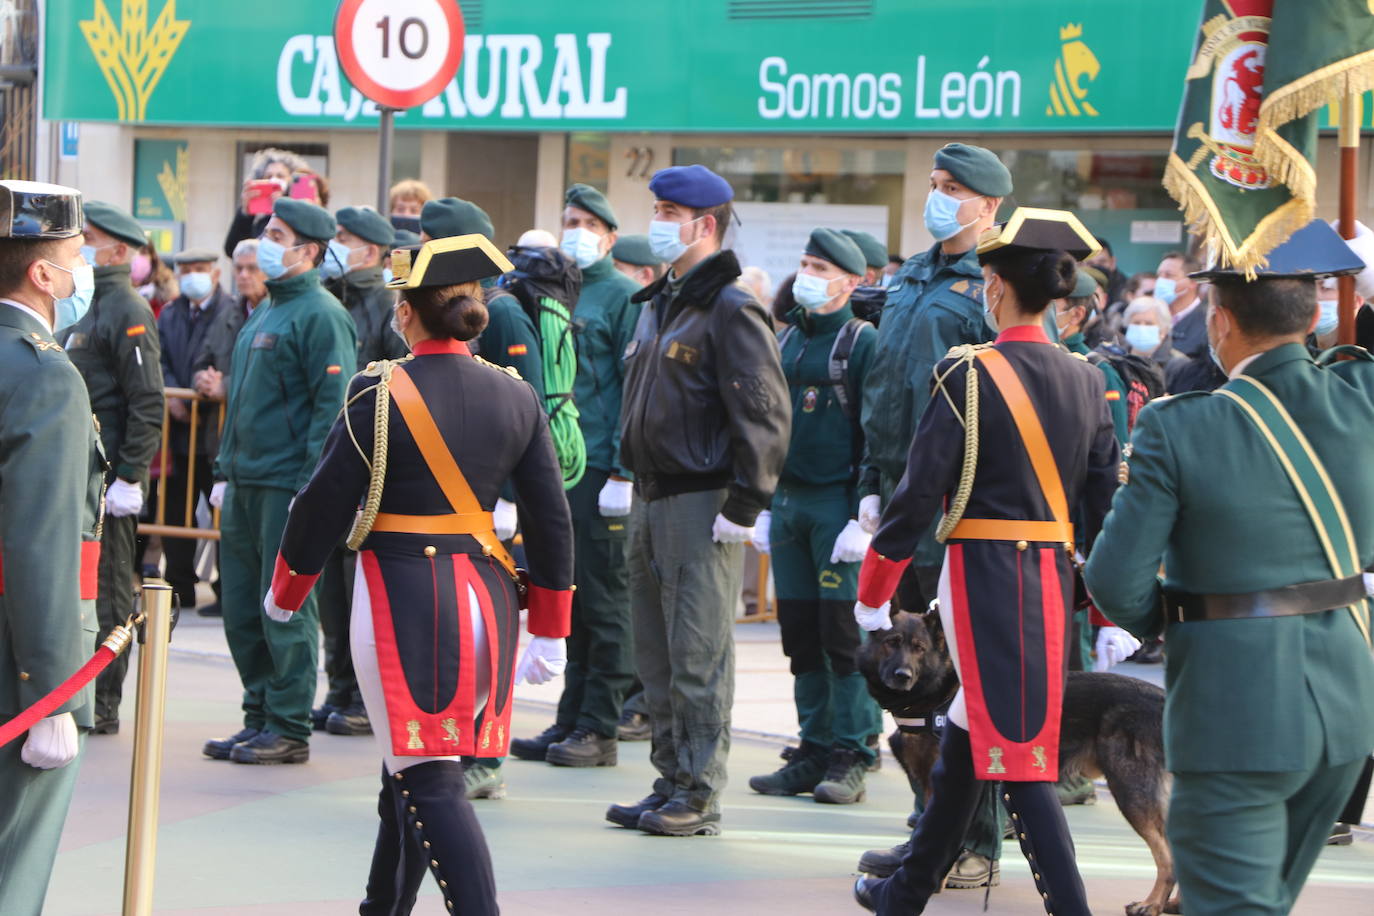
xmin=934 ymin=347 xmax=981 ymax=544
xmin=537 ymin=295 xmax=586 ymax=489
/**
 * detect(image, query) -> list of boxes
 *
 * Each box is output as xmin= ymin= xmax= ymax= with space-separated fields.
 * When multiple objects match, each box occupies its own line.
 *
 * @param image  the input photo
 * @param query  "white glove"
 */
xmin=263 ymin=592 xmax=294 ymax=623
xmin=1364 ymin=572 xmax=1374 ymax=597
xmin=598 ymin=478 xmax=633 ymax=517
xmin=711 ymin=512 xmax=754 ymax=545
xmin=858 ymin=494 xmax=882 ymax=535
xmin=751 ymin=510 xmax=772 ymax=554
xmin=105 ymin=478 xmax=143 ymax=517
xmin=1093 ymin=626 xmax=1142 ymax=672
xmin=493 ymin=498 xmax=518 ymax=540
xmin=210 ymin=481 xmax=227 ymax=509
xmin=830 ymin=519 xmax=872 ymax=564
xmin=854 ymin=600 xmax=893 ymax=632
xmin=515 ymin=636 xmax=567 ymax=685
xmin=21 ymin=713 xmax=80 ymax=770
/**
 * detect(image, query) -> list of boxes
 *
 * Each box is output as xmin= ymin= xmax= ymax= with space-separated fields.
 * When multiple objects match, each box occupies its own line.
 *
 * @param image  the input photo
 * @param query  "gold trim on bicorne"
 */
xmin=975 ymin=206 xmax=1101 ymax=257
xmin=1218 ymin=380 xmax=1370 ymax=646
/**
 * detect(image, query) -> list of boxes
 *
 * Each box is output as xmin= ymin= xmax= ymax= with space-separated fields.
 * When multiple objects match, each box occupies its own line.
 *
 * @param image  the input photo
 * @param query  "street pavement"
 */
xmin=46 ymin=610 xmax=1374 ymax=915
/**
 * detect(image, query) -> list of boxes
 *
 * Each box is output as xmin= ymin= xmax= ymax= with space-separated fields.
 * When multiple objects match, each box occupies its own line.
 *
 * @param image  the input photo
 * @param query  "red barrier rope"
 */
xmin=0 ymin=621 xmax=137 ymax=748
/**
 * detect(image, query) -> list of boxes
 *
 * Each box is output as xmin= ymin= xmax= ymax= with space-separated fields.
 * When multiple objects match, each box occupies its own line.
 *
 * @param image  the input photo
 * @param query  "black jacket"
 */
xmin=160 ymin=287 xmax=232 ymax=454
xmin=619 ymin=249 xmax=790 ymax=525
xmin=192 ymin=295 xmax=255 ymax=457
xmin=325 ymin=268 xmax=408 ymax=369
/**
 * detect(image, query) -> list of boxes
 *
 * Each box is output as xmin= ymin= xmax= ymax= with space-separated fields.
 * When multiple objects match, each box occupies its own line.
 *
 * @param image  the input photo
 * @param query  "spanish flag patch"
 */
xmin=1105 ymin=390 xmax=1121 ymax=401
xmin=326 ymin=365 xmax=342 ymax=375
xmin=125 ymin=325 xmax=147 ymax=338
xmin=507 ymin=344 xmax=528 ymax=356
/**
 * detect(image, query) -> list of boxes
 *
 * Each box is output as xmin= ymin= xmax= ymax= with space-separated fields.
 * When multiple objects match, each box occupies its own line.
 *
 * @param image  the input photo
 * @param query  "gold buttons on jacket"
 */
xmin=1016 ymin=540 xmax=1029 ymax=551
xmin=288 ymin=569 xmax=298 ymax=577
xmin=18 ymin=671 xmax=30 ymax=681
xmin=424 ymin=546 xmax=437 ymax=558
xmin=481 ymin=545 xmax=493 ymax=556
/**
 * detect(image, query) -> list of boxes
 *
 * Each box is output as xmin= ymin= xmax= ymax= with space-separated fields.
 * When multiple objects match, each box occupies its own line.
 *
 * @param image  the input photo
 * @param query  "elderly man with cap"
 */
xmin=58 ymin=200 xmax=164 ymax=735
xmin=512 ymin=184 xmax=643 ymax=768
xmin=611 ymin=234 xmax=665 ymax=290
xmin=203 ymin=197 xmax=357 ymax=765
xmin=1086 ymin=220 xmax=1374 ymax=916
xmin=747 ymin=229 xmax=879 ymax=805
xmin=608 ymin=164 xmax=789 ymax=836
xmin=0 ymin=180 xmax=107 ymax=916
xmin=156 ymin=247 xmax=232 ymax=610
xmin=323 ymin=205 xmax=406 ymax=370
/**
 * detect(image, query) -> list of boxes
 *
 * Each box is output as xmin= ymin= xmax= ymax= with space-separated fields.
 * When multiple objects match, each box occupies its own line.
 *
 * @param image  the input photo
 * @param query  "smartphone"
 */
xmin=289 ymin=174 xmax=317 ymax=201
xmin=246 ymin=180 xmax=279 ymax=215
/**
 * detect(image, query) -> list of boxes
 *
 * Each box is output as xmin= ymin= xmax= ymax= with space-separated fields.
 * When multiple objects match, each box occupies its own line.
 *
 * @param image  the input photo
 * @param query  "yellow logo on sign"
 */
xmin=1046 ymin=23 xmax=1099 ymax=118
xmin=80 ymin=0 xmax=190 ymax=122
xmin=156 ymin=145 xmax=189 ymax=222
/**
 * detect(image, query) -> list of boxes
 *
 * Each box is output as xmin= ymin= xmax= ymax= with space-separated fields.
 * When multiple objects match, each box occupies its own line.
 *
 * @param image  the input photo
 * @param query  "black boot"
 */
xmin=327 ymin=704 xmax=374 ymax=736
xmin=203 ymin=726 xmax=259 ymax=760
xmin=359 ymin=767 xmax=425 ymax=916
xmin=1001 ymin=782 xmax=1091 ymax=915
xmin=605 ymin=793 xmax=669 ymax=829
xmin=393 ymin=761 xmax=498 ymax=916
xmin=545 ymin=727 xmax=618 ymax=767
xmin=509 ymin=723 xmax=571 ymax=761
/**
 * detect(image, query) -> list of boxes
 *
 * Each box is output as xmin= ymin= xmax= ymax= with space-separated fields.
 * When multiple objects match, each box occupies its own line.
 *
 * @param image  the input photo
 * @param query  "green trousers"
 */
xmin=220 ymin=483 xmax=320 ymax=742
xmin=556 ymin=468 xmax=634 ymax=738
xmin=630 ymin=488 xmax=741 ymax=813
xmin=1169 ymin=750 xmax=1368 ymax=915
xmin=771 ymin=482 xmax=877 ymax=760
xmin=0 ymin=734 xmax=84 ymax=916
xmin=93 ymin=510 xmax=137 ymax=723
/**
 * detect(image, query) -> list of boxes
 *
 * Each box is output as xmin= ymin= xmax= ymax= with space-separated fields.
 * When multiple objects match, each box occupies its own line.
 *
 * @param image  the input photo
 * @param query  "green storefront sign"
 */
xmin=46 ymin=0 xmax=1202 ymax=133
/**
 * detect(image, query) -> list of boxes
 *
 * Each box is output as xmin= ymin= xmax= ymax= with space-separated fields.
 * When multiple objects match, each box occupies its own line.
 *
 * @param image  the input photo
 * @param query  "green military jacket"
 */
xmin=777 ymin=303 xmax=876 ymax=508
xmin=327 ymin=266 xmax=408 ymax=370
xmin=1065 ymin=332 xmax=1129 ymax=445
xmin=572 ymin=256 xmax=640 ymax=476
xmin=214 ymin=269 xmax=357 ymax=491
xmin=476 ymin=281 xmax=544 ymax=402
xmin=1085 ymin=343 xmax=1374 ymax=773
xmin=60 ymin=265 xmax=164 ymax=483
xmin=0 ymin=304 xmax=105 ymax=726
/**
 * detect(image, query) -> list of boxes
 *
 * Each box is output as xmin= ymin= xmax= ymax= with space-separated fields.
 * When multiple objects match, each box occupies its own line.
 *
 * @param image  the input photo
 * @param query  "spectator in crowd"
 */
xmin=882 ymin=253 xmax=903 ymax=288
xmin=772 ymin=271 xmax=799 ymax=325
xmin=842 ymin=230 xmax=890 ymax=325
xmin=1155 ymin=250 xmax=1207 ymax=357
xmin=1121 ymin=296 xmax=1190 ymax=391
xmin=1085 ymin=235 xmax=1128 ymax=305
xmin=158 ymin=248 xmax=233 ymax=611
xmin=740 ymin=265 xmax=775 ymax=315
xmin=1107 ymin=270 xmax=1157 ymax=332
xmin=59 ymin=202 xmax=164 ymax=736
xmin=222 ymin=147 xmax=309 ymax=258
xmin=1074 ymin=264 xmax=1114 ymax=348
xmin=610 ymin=234 xmax=665 ymax=289
xmin=133 ymin=242 xmax=179 ymax=316
xmin=387 ymin=178 xmax=433 ymax=234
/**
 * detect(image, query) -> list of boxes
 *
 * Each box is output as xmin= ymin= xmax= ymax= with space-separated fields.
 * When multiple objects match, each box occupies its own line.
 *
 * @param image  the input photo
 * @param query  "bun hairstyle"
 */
xmin=987 ymin=250 xmax=1077 ymax=314
xmin=402 ymin=281 xmax=488 ymax=341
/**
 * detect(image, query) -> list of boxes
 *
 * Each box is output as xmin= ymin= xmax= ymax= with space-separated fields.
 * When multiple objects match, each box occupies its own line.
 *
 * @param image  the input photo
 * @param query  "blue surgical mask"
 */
xmin=179 ymin=271 xmax=214 ymax=302
xmin=983 ymin=277 xmax=1001 ymax=332
xmin=256 ymin=238 xmax=295 ymax=280
xmin=47 ymin=260 xmax=96 ymax=330
xmin=1125 ymin=323 xmax=1162 ymax=353
xmin=1154 ymin=277 xmax=1178 ymax=306
xmin=320 ymin=239 xmax=355 ymax=281
xmin=560 ymin=227 xmax=604 ymax=269
xmin=649 ymin=218 xmax=699 ymax=263
xmin=923 ymin=189 xmax=983 ymax=242
xmin=1209 ymin=342 xmax=1225 ymax=374
xmin=792 ymin=272 xmax=839 ymax=311
xmin=79 ymin=243 xmax=112 ymax=267
xmin=1316 ymin=298 xmax=1339 ymax=336
xmin=382 ymin=266 xmax=394 ymax=286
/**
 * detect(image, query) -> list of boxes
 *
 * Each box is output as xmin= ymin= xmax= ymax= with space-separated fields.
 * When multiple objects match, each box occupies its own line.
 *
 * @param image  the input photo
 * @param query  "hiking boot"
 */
xmin=1056 ymin=773 xmax=1097 ymax=806
xmin=747 ymin=742 xmax=828 ymax=796
xmin=637 ymin=801 xmax=721 ymax=837
xmin=813 ymin=748 xmax=868 ymax=804
xmin=310 ymin=704 xmax=337 ymax=731
xmin=509 ymin=723 xmax=570 ymax=762
xmin=857 ymin=841 xmax=908 ymax=878
xmin=326 ymin=704 xmax=373 ymax=736
xmin=617 ymin=710 xmax=651 ymax=742
xmin=229 ymin=730 xmax=309 ymax=765
xmin=942 ymin=850 xmax=999 ymax=890
xmin=546 ymin=727 xmax=617 ymax=767
xmin=866 ymin=733 xmax=882 ymax=772
xmin=203 ymin=727 xmax=259 ymax=760
xmin=606 ymin=793 xmax=669 ymax=829
xmin=463 ymin=763 xmax=507 ymax=799
xmin=1328 ymin=822 xmax=1353 ymax=846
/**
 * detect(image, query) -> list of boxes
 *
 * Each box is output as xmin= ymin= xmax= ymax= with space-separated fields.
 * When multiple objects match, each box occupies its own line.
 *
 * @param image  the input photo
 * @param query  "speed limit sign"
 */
xmin=334 ymin=0 xmax=465 ymax=110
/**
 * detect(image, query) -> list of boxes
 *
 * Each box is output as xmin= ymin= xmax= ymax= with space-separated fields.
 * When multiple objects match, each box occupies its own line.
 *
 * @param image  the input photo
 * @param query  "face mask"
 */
xmin=792 ymin=272 xmax=839 ymax=311
xmin=983 ymin=277 xmax=1002 ymax=332
xmin=1154 ymin=276 xmax=1178 ymax=306
xmin=256 ymin=238 xmax=299 ymax=280
xmin=390 ymin=215 xmax=422 ymax=234
xmin=130 ymin=254 xmax=152 ymax=285
xmin=382 ymin=266 xmax=394 ymax=286
xmin=47 ymin=260 xmax=96 ymax=329
xmin=1125 ymin=323 xmax=1162 ymax=353
xmin=649 ymin=218 xmax=700 ymax=263
xmin=320 ymin=239 xmax=357 ymax=281
xmin=560 ymin=228 xmax=604 ymax=269
xmin=180 ymin=271 xmax=214 ymax=302
xmin=1315 ymin=298 xmax=1339 ymax=336
xmin=79 ymin=243 xmax=113 ymax=268
xmin=923 ymin=189 xmax=983 ymax=242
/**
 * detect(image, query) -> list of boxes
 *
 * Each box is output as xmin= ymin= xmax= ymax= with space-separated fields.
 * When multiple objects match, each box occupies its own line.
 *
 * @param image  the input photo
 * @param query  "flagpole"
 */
xmin=1338 ymin=92 xmax=1362 ymax=346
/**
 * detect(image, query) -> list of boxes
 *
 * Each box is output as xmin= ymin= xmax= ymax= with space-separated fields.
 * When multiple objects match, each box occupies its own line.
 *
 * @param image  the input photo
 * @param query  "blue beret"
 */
xmin=564 ymin=183 xmax=618 ymax=231
xmin=611 ymin=234 xmax=662 ymax=267
xmin=647 ymin=165 xmax=734 ymax=208
xmin=336 ymin=206 xmax=395 ymax=247
xmin=84 ymin=201 xmax=147 ymax=247
xmin=805 ymin=228 xmax=866 ymax=277
xmin=422 ymin=197 xmax=494 ymax=241
xmin=839 ymin=230 xmax=887 ymax=270
xmin=273 ymin=198 xmax=335 ymax=242
xmin=933 ymin=143 xmax=1013 ymax=198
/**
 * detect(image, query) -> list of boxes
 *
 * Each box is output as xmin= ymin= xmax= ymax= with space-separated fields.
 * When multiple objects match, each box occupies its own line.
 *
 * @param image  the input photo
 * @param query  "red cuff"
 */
xmin=270 ymin=554 xmax=320 ymax=612
xmin=857 ymin=547 xmax=911 ymax=608
xmin=80 ymin=541 xmax=101 ymax=600
xmin=526 ymin=584 xmax=573 ymax=638
xmin=1089 ymin=605 xmax=1116 ymax=628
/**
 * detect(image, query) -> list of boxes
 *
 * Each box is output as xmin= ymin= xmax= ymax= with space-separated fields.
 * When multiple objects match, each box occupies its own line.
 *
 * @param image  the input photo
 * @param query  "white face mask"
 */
xmin=792 ymin=271 xmax=840 ymax=311
xmin=560 ymin=227 xmax=605 ymax=269
xmin=983 ymin=276 xmax=1003 ymax=332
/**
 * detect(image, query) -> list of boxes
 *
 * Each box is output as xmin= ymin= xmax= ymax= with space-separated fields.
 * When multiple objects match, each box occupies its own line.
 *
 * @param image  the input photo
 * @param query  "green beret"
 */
xmin=1070 ymin=269 xmax=1099 ymax=299
xmin=805 ymin=228 xmax=866 ymax=277
xmin=933 ymin=143 xmax=1013 ymax=198
xmin=174 ymin=247 xmax=220 ymax=265
xmin=421 ymin=197 xmax=494 ymax=241
xmin=839 ymin=229 xmax=887 ymax=270
xmin=564 ymin=183 xmax=618 ymax=231
xmin=336 ymin=206 xmax=395 ymax=247
xmin=84 ymin=201 xmax=146 ymax=247
xmin=273 ymin=198 xmax=335 ymax=242
xmin=392 ymin=228 xmax=421 ymax=248
xmin=611 ymin=234 xmax=661 ymax=267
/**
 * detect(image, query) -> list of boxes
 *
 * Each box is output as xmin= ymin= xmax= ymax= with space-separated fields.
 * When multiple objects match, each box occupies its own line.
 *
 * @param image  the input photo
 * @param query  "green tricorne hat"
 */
xmin=421 ymin=197 xmax=494 ymax=241
xmin=273 ymin=197 xmax=335 ymax=242
xmin=336 ymin=206 xmax=396 ymax=247
xmin=933 ymin=143 xmax=1013 ymax=198
xmin=564 ymin=183 xmax=618 ymax=231
xmin=84 ymin=200 xmax=146 ymax=247
xmin=805 ymin=228 xmax=866 ymax=277
xmin=611 ymin=234 xmax=661 ymax=267
xmin=840 ymin=229 xmax=887 ymax=270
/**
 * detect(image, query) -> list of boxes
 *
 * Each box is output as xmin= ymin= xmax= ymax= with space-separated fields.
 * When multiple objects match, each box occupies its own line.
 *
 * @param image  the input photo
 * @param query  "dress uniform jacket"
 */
xmin=270 ymin=340 xmax=574 ymax=757
xmin=326 ymin=267 xmax=408 ymax=370
xmin=861 ymin=325 xmax=1120 ymax=781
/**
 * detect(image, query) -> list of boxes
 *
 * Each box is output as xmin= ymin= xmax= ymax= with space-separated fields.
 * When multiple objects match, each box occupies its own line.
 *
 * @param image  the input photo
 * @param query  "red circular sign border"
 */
xmin=334 ymin=0 xmax=465 ymax=110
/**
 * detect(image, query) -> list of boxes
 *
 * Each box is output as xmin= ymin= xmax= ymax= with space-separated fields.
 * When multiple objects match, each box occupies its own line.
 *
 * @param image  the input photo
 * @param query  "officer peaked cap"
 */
xmin=805 ymin=228 xmax=866 ymax=277
xmin=648 ymin=165 xmax=734 ymax=208
xmin=933 ymin=143 xmax=1013 ymax=198
xmin=84 ymin=201 xmax=147 ymax=248
xmin=0 ymin=180 xmax=84 ymax=240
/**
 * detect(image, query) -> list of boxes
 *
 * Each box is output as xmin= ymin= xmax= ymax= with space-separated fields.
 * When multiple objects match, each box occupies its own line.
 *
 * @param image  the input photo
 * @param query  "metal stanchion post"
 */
xmin=122 ymin=583 xmax=173 ymax=916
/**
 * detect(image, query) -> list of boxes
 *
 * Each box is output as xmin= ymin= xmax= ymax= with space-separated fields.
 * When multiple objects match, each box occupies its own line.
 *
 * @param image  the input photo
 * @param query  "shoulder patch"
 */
xmin=21 ymin=332 xmax=65 ymax=355
xmin=474 ymin=355 xmax=523 ymax=379
xmin=948 ymin=279 xmax=984 ymax=301
xmin=507 ymin=343 xmax=528 ymax=356
xmin=125 ymin=324 xmax=147 ymax=338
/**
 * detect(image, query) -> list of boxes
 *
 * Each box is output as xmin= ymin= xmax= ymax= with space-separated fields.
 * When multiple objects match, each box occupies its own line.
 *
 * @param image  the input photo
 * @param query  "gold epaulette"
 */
xmin=474 ymin=354 xmax=523 ymax=380
xmin=944 ymin=342 xmax=991 ymax=361
xmin=358 ymin=355 xmax=413 ymax=379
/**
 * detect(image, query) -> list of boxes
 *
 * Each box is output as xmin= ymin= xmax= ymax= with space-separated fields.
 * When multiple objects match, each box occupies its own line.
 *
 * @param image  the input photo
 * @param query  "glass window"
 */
xmin=566 ymin=132 xmax=610 ymax=192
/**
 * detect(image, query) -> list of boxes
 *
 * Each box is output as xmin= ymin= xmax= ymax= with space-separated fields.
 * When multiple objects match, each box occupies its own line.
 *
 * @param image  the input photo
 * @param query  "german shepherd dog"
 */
xmin=858 ymin=608 xmax=1179 ymax=916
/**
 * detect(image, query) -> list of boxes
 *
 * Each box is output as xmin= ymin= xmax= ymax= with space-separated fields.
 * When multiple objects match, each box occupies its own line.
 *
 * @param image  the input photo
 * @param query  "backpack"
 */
xmin=778 ymin=316 xmax=869 ymax=474
xmin=848 ymin=285 xmax=887 ymax=327
xmin=1086 ymin=346 xmax=1166 ymax=432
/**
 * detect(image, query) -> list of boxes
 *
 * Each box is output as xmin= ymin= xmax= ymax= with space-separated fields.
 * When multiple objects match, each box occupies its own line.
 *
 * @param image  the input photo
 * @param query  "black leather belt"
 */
xmin=1164 ymin=574 xmax=1367 ymax=624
